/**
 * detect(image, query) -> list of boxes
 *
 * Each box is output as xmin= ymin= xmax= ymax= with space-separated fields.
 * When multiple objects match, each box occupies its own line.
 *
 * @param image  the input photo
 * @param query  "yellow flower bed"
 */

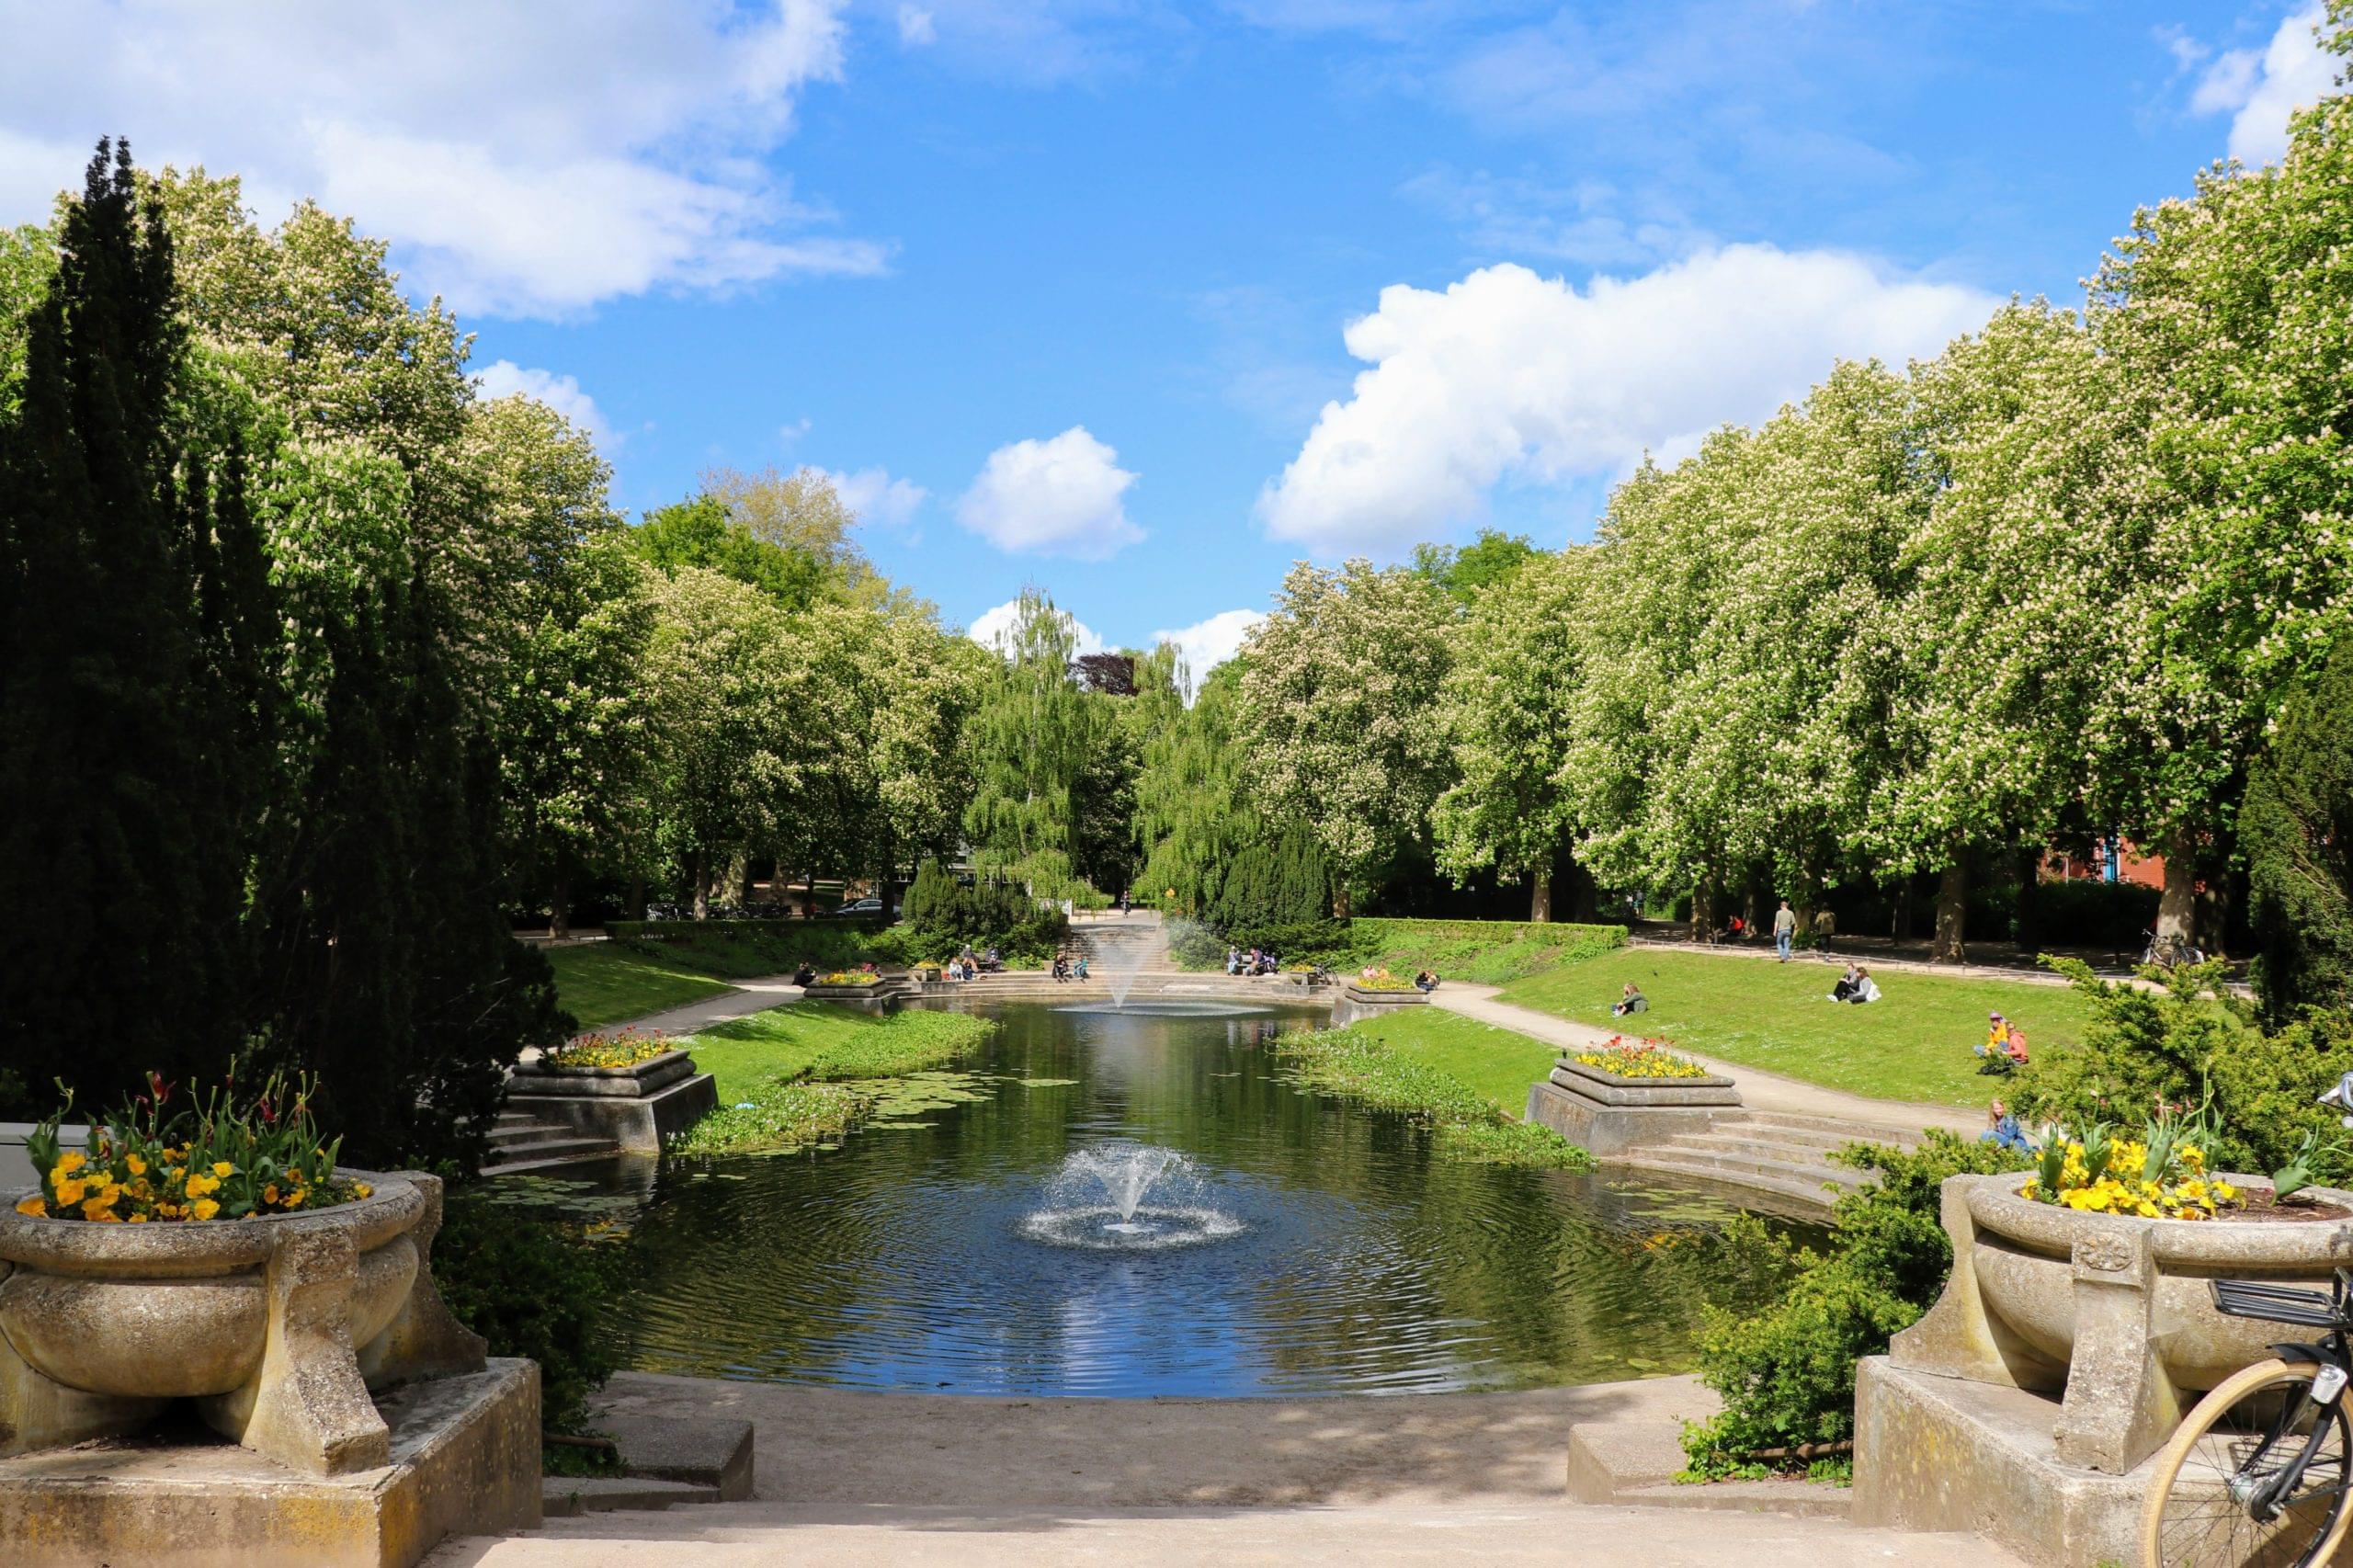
xmin=14 ymin=1066 xmax=368 ymax=1224
xmin=2023 ymin=1134 xmax=2242 ymax=1221
xmin=817 ymin=971 xmax=883 ymax=986
xmin=1572 ymin=1036 xmax=1711 ymax=1080
xmin=543 ymin=1027 xmax=672 ymax=1071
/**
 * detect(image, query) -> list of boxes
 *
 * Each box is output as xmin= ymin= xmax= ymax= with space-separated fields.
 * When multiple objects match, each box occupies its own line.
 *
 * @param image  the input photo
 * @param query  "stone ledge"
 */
xmin=1525 ymin=1078 xmax=1745 ymax=1156
xmin=606 ymin=1411 xmax=754 ymax=1500
xmin=0 ymin=1358 xmax=540 ymax=1568
xmin=1852 ymin=1356 xmax=2143 ymax=1568
xmin=508 ymin=1072 xmax=717 ymax=1155
xmin=1566 ymin=1407 xmax=1849 ymax=1519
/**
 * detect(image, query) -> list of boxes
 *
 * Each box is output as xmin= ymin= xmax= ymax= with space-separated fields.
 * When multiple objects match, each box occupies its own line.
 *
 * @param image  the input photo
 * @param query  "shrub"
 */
xmin=1678 ymin=1131 xmax=2030 ymax=1477
xmin=898 ymin=858 xmax=1068 ymax=963
xmin=435 ymin=1197 xmax=624 ymax=1432
xmin=1208 ymin=827 xmax=1334 ymax=932
xmin=2008 ymin=957 xmax=2353 ymax=1178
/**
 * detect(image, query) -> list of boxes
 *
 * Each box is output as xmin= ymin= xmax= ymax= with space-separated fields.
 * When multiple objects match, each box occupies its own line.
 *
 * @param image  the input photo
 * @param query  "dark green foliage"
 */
xmin=2245 ymin=638 xmax=2353 ymax=1026
xmin=0 ymin=142 xmax=254 ymax=1113
xmin=1071 ymin=714 xmax=1141 ymax=897
xmin=629 ymin=493 xmax=828 ymax=608
xmin=900 ymin=858 xmax=1068 ymax=961
xmin=1966 ymin=876 xmax=2158 ymax=952
xmin=1208 ymin=825 xmax=1335 ymax=935
xmin=1410 ymin=528 xmax=1539 ymax=604
xmin=2011 ymin=957 xmax=2353 ymax=1179
xmin=1679 ymin=1131 xmax=2031 ymax=1476
xmin=434 ymin=1199 xmax=622 ymax=1433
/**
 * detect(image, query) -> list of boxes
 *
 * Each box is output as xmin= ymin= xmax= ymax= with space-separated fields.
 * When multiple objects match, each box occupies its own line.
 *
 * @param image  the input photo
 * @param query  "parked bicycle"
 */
xmin=2139 ymin=1074 xmax=2353 ymax=1565
xmin=2141 ymin=927 xmax=2208 ymax=969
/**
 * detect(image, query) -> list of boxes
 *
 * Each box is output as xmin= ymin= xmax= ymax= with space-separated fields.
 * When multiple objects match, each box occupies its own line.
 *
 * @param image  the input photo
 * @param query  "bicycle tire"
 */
xmin=2141 ymin=1358 xmax=2353 ymax=1568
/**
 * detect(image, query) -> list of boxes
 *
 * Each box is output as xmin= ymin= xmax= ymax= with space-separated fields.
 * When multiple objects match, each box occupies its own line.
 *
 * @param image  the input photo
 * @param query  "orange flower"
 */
xmin=13 ymin=1196 xmax=44 ymax=1218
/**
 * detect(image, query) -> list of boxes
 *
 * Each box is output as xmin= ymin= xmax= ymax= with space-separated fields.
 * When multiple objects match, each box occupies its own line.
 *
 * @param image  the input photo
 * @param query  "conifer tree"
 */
xmin=0 ymin=141 xmax=247 ymax=1108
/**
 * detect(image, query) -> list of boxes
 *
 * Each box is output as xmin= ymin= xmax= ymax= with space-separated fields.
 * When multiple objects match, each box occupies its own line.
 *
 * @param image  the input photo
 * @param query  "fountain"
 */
xmin=1019 ymin=1142 xmax=1243 ymax=1251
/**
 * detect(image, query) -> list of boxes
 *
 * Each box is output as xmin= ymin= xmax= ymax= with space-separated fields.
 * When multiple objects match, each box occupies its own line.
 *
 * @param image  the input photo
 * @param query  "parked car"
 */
xmin=826 ymin=896 xmax=886 ymax=918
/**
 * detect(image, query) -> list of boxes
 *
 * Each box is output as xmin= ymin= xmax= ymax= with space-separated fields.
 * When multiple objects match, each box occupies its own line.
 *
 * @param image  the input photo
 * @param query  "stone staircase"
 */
xmin=482 ymin=1107 xmax=623 ymax=1176
xmin=912 ymin=915 xmax=1194 ymax=1003
xmin=1611 ymin=1111 xmax=1925 ymax=1213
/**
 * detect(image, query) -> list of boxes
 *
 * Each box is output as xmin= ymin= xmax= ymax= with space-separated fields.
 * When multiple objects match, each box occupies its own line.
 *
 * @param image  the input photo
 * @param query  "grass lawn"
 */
xmin=682 ymin=1003 xmax=994 ymax=1098
xmin=671 ymin=1003 xmax=996 ymax=1156
xmin=546 ymin=945 xmax=733 ymax=1029
xmin=1275 ymin=1010 xmax=1589 ymax=1166
xmin=1497 ymin=949 xmax=2092 ymax=1109
xmin=1335 ymin=1006 xmax=1562 ymax=1119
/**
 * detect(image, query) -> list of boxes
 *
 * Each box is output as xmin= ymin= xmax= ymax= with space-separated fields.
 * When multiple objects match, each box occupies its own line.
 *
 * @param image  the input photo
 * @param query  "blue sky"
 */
xmin=0 ymin=1 xmax=2338 ymax=670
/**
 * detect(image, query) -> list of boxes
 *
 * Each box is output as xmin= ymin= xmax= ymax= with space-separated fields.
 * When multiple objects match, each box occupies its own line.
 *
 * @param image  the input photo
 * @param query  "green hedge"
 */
xmin=608 ymin=916 xmax=893 ymax=941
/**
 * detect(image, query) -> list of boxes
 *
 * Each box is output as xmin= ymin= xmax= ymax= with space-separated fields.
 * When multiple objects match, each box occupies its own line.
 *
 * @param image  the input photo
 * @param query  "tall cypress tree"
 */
xmin=2245 ymin=638 xmax=2353 ymax=1027
xmin=0 ymin=141 xmax=247 ymax=1110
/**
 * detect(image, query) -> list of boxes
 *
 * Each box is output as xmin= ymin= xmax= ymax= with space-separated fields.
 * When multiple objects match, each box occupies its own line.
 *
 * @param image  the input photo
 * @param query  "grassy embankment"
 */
xmin=546 ymin=922 xmax=896 ymax=1028
xmin=1499 ymin=948 xmax=2093 ymax=1109
xmin=668 ymin=1003 xmax=995 ymax=1156
xmin=1275 ymin=1006 xmax=1590 ymax=1168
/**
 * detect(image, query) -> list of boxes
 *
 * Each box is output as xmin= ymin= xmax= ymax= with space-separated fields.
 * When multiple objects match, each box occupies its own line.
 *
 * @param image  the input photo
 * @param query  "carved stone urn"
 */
xmin=1890 ymin=1172 xmax=2353 ymax=1473
xmin=0 ymin=1169 xmax=484 ymax=1475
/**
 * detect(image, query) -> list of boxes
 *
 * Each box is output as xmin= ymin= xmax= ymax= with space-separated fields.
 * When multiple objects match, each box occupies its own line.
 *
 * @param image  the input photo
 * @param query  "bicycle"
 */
xmin=2140 ymin=1075 xmax=2353 ymax=1565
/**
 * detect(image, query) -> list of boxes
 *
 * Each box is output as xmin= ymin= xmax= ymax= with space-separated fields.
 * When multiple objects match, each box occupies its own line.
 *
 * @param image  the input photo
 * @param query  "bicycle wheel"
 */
xmin=2143 ymin=1358 xmax=2353 ymax=1568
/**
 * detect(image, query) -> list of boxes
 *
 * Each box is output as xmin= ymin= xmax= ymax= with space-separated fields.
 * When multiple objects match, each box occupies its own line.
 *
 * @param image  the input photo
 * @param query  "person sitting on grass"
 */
xmin=1611 ymin=982 xmax=1649 ymax=1017
xmin=1972 ymin=1012 xmax=2029 ymax=1072
xmin=1980 ymin=1097 xmax=2034 ymax=1153
xmin=1828 ymin=962 xmax=1862 ymax=1003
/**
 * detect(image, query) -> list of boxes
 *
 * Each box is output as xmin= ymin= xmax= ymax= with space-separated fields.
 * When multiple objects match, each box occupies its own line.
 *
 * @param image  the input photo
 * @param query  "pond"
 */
xmin=535 ymin=1000 xmax=1821 ymax=1398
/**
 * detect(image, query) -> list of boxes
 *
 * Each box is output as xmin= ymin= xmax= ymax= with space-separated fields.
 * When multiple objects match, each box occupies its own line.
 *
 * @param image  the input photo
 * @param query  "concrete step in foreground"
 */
xmin=540 ymin=1477 xmax=718 ymax=1517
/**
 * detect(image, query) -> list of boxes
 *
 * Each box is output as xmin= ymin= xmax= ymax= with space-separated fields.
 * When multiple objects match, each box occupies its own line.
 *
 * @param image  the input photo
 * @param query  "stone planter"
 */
xmin=506 ymin=1048 xmax=717 ymax=1154
xmin=1887 ymin=1172 xmax=2353 ymax=1473
xmin=801 ymin=982 xmax=895 ymax=1010
xmin=0 ymin=1169 xmax=485 ymax=1476
xmin=1328 ymin=984 xmax=1426 ymax=1026
xmin=1525 ymin=1056 xmax=1743 ymax=1154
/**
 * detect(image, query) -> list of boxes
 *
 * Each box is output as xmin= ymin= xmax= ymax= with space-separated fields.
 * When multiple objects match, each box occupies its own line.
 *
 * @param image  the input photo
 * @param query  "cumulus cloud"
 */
xmin=897 ymin=5 xmax=938 ymax=45
xmin=0 ymin=1 xmax=883 ymax=318
xmin=955 ymin=426 xmax=1142 ymax=558
xmin=1149 ymin=608 xmax=1263 ymax=681
xmin=1257 ymin=248 xmax=1996 ymax=555
xmin=2188 ymin=5 xmax=2336 ymax=165
xmin=967 ymin=597 xmax=1106 ymax=657
xmin=824 ymin=465 xmax=927 ymax=529
xmin=473 ymin=359 xmax=610 ymax=441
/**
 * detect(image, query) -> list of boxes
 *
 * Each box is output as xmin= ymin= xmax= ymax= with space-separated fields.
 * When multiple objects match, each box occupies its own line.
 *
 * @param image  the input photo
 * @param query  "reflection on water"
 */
xmin=569 ymin=1002 xmax=1822 ymax=1397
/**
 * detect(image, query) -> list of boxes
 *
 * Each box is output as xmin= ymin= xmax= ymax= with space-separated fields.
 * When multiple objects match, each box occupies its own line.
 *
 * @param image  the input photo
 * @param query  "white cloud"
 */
xmin=955 ymin=426 xmax=1142 ymax=558
xmin=1258 ymin=249 xmax=1995 ymax=555
xmin=779 ymin=416 xmax=814 ymax=446
xmin=967 ymin=597 xmax=1105 ymax=657
xmin=823 ymin=465 xmax=927 ymax=529
xmin=1149 ymin=608 xmax=1263 ymax=680
xmin=2188 ymin=6 xmax=2336 ymax=165
xmin=897 ymin=6 xmax=938 ymax=45
xmin=472 ymin=358 xmax=610 ymax=441
xmin=0 ymin=1 xmax=882 ymax=318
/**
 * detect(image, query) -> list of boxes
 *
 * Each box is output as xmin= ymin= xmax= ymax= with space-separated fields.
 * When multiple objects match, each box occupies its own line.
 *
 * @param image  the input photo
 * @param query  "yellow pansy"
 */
xmin=14 ymin=1196 xmax=45 ymax=1217
xmin=191 ymin=1199 xmax=220 ymax=1221
xmin=210 ymin=1162 xmax=234 ymax=1180
xmin=262 ymin=1184 xmax=279 ymax=1205
xmin=52 ymin=1150 xmax=84 ymax=1177
xmin=124 ymin=1154 xmax=145 ymax=1176
xmin=52 ymin=1177 xmax=85 ymax=1206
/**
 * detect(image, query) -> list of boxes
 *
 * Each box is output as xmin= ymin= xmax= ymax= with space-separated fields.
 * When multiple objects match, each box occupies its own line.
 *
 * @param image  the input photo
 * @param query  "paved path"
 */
xmin=427 ymin=1372 xmax=2014 ymax=1567
xmin=1431 ymin=984 xmax=1979 ymax=1137
xmin=601 ymin=976 xmax=806 ymax=1038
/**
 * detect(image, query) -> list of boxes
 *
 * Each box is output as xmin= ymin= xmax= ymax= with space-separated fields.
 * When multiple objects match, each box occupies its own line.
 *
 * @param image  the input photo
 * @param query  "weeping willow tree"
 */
xmin=1133 ymin=653 xmax=1252 ymax=914
xmin=963 ymin=587 xmax=1099 ymax=894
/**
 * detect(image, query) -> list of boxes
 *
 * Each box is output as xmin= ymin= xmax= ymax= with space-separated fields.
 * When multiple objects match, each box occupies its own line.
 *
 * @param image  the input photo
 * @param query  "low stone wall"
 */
xmin=1523 ymin=1058 xmax=1743 ymax=1155
xmin=1328 ymin=985 xmax=1427 ymax=1027
xmin=507 ymin=1049 xmax=718 ymax=1154
xmin=800 ymin=983 xmax=896 ymax=1010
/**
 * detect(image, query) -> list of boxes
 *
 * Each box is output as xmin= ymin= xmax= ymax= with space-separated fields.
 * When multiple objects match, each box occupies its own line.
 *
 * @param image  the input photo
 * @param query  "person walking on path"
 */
xmin=1773 ymin=900 xmax=1797 ymax=962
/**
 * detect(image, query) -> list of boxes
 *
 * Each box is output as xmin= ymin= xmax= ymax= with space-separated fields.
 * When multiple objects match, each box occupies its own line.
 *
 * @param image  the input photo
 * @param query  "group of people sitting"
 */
xmin=1972 ymin=1011 xmax=2029 ymax=1074
xmin=1226 ymin=946 xmax=1279 ymax=975
xmin=1051 ymin=950 xmax=1091 ymax=983
xmin=944 ymin=946 xmax=1003 ymax=982
xmin=1826 ymin=963 xmax=1881 ymax=1005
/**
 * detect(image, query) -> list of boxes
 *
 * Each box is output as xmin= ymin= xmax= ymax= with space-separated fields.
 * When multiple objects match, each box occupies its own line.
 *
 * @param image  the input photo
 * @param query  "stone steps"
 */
xmin=540 ymin=1477 xmax=719 ymax=1517
xmin=1610 ymin=1109 xmax=1930 ymax=1214
xmin=482 ymin=1107 xmax=623 ymax=1176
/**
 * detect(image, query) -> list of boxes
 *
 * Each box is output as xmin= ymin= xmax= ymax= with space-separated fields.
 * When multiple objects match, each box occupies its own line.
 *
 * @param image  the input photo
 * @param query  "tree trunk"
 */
xmin=690 ymin=851 xmax=710 ymax=921
xmin=550 ymin=867 xmax=571 ymax=940
xmin=800 ymin=867 xmax=817 ymax=920
xmin=1691 ymin=881 xmax=1717 ymax=941
xmin=1333 ymin=880 xmax=1352 ymax=920
xmin=1563 ymin=858 xmax=1597 ymax=924
xmin=1529 ymin=863 xmax=1553 ymax=924
xmin=1892 ymin=876 xmax=1912 ymax=942
xmin=2156 ymin=830 xmax=2198 ymax=945
xmin=1932 ymin=853 xmax=1969 ymax=964
xmin=627 ymin=874 xmax=645 ymax=925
